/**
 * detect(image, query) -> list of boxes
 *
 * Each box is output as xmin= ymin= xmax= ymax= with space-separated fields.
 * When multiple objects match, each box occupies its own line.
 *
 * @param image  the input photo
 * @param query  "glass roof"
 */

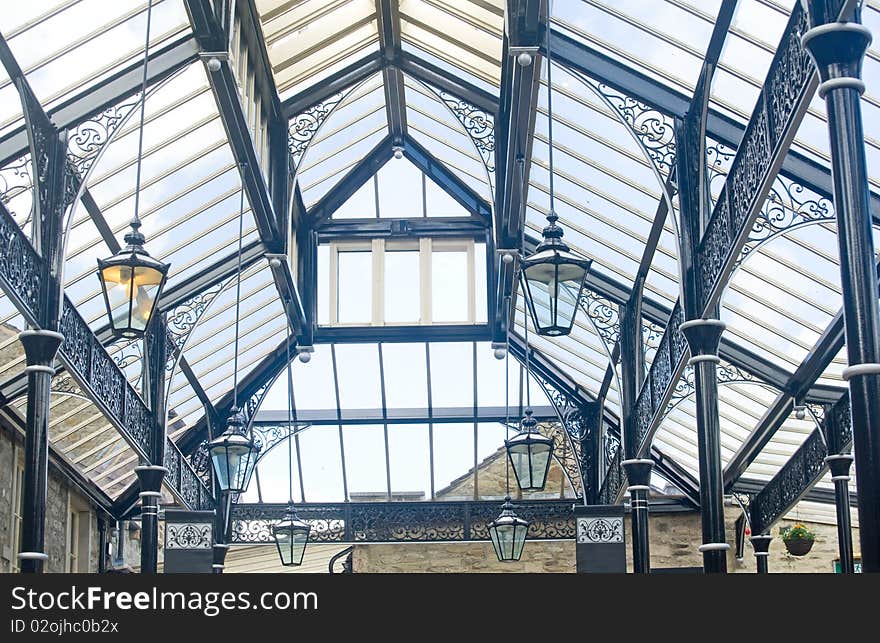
xmin=0 ymin=0 xmax=875 ymax=522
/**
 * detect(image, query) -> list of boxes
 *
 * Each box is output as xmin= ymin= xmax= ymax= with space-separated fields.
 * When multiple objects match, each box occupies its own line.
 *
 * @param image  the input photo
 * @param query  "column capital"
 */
xmin=680 ymin=318 xmax=725 ymax=359
xmin=621 ymin=458 xmax=654 ymax=489
xmin=801 ymin=19 xmax=872 ymax=99
xmin=750 ymin=534 xmax=773 ymax=555
xmin=824 ymin=453 xmax=854 ymax=479
xmin=18 ymin=330 xmax=64 ymax=368
xmin=134 ymin=465 xmax=167 ymax=494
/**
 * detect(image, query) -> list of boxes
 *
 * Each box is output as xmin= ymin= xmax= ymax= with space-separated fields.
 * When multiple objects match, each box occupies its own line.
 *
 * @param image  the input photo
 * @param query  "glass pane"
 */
xmin=337 ymin=250 xmax=372 ymax=323
xmin=388 ymin=424 xmax=431 ymax=499
xmin=343 ymin=425 xmax=387 ymax=498
xmin=376 ymin=159 xmax=423 ymax=218
xmin=385 ymin=250 xmax=421 ymax=322
xmin=382 ymin=343 xmax=428 ymax=409
xmin=432 ymin=250 xmax=468 ymax=322
xmin=425 ymin=174 xmax=470 ymax=217
xmin=332 ymin=178 xmax=377 ymax=219
xmin=335 ymin=344 xmax=381 ymax=410
xmin=429 ymin=342 xmax=473 ymax=408
xmin=432 ymin=423 xmax=475 ymax=498
xmin=298 ymin=426 xmax=345 ymax=502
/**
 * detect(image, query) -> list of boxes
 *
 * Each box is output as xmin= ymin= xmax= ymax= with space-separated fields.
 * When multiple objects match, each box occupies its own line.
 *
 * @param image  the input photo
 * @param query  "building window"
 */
xmin=321 ymin=238 xmax=486 ymax=326
xmin=66 ymin=494 xmax=91 ymax=573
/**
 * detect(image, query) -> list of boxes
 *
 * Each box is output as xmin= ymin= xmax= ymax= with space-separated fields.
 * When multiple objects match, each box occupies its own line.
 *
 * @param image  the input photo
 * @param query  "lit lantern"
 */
xmin=97 ymin=224 xmax=169 ymax=339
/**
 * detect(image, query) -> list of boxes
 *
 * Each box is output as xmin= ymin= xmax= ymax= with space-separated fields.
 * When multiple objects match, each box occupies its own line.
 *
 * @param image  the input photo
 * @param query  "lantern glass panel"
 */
xmin=273 ymin=523 xmax=310 ymax=566
xmin=210 ymin=438 xmax=259 ymax=493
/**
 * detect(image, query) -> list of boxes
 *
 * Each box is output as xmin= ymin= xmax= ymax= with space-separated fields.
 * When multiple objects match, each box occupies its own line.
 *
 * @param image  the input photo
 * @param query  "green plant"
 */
xmin=780 ymin=523 xmax=815 ymax=542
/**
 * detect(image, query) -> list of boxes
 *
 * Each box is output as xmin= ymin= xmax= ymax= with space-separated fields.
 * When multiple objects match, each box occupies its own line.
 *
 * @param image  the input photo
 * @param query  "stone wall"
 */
xmin=351 ymin=507 xmax=861 ymax=574
xmin=0 ymin=422 xmax=103 ymax=573
xmin=352 ymin=540 xmax=575 ymax=573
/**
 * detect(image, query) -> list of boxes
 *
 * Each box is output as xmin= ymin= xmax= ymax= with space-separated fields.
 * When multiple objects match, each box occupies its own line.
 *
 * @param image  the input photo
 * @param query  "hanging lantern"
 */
xmin=521 ymin=213 xmax=592 ymax=337
xmin=272 ymin=502 xmax=311 ymax=566
xmin=488 ymin=497 xmax=530 ymax=562
xmin=208 ymin=409 xmax=260 ymax=494
xmin=505 ymin=408 xmax=554 ymax=492
xmin=98 ymin=224 xmax=169 ymax=339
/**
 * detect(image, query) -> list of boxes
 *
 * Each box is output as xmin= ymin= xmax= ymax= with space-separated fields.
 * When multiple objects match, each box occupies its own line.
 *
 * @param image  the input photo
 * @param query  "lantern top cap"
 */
xmin=521 ymin=407 xmax=537 ymax=432
xmin=276 ymin=502 xmax=310 ymax=530
xmin=492 ymin=498 xmax=529 ymax=527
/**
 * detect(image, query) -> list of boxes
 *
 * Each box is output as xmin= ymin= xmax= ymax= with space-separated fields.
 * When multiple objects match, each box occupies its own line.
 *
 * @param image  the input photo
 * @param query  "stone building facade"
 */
xmin=0 ymin=421 xmax=104 ymax=573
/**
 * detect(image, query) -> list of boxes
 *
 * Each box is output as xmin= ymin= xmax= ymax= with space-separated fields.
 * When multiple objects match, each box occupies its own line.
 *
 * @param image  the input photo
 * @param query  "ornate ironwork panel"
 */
xmin=57 ymin=295 xmax=155 ymax=460
xmin=579 ymin=288 xmax=619 ymax=349
xmin=165 ymin=523 xmax=212 ymax=549
xmin=583 ymin=79 xmax=676 ymax=178
xmin=598 ymin=447 xmax=624 ymax=506
xmin=695 ymin=2 xmax=820 ymax=315
xmin=165 ymin=278 xmax=230 ymax=350
xmin=107 ymin=337 xmax=144 ymax=392
xmin=66 ymin=95 xmax=141 ymax=178
xmin=0 ymin=201 xmax=43 ymax=319
xmin=738 ymin=174 xmax=835 ymax=265
xmin=750 ymin=394 xmax=850 ymax=535
xmin=230 ymin=501 xmax=574 ymax=544
xmin=0 ymin=154 xmax=34 ymax=230
xmin=436 ymin=89 xmax=495 ymax=177
xmin=288 ymin=93 xmax=345 ymax=169
xmin=624 ymin=2 xmax=831 ymax=464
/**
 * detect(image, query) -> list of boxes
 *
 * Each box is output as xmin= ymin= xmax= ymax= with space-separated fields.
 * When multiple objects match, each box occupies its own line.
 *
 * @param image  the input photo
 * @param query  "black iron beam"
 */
xmin=316 ymin=216 xmax=488 ymax=241
xmin=184 ymin=0 xmax=281 ymax=246
xmin=548 ymin=27 xmax=880 ymax=225
xmin=376 ymin=0 xmax=407 ymax=144
xmin=254 ymin=405 xmax=557 ymax=426
xmin=403 ymin=134 xmax=492 ymax=222
xmin=492 ymin=0 xmax=546 ymax=343
xmin=315 ymin=325 xmax=491 ymax=344
xmin=398 ymin=51 xmax=497 ymax=114
xmin=0 ymin=35 xmax=200 ymax=167
xmin=307 ymin=134 xmax=393 ymax=223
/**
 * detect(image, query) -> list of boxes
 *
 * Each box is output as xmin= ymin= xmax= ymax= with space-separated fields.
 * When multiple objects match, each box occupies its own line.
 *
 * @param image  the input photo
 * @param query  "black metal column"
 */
xmin=212 ymin=491 xmax=231 ymax=574
xmin=136 ymin=313 xmax=169 ymax=574
xmin=619 ymin=297 xmax=649 ymax=566
xmin=681 ymin=319 xmax=729 ymax=573
xmin=802 ymin=1 xmax=880 ymax=572
xmin=134 ymin=466 xmax=165 ymax=574
xmin=17 ymin=330 xmax=64 ymax=573
xmin=621 ymin=458 xmax=653 ymax=574
xmin=825 ymin=453 xmax=855 ymax=573
xmin=750 ymin=534 xmax=772 ymax=574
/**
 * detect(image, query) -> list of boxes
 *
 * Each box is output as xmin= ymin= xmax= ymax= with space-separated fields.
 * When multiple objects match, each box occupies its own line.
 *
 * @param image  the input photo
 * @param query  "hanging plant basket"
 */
xmin=780 ymin=523 xmax=816 ymax=557
xmin=783 ymin=538 xmax=814 ymax=556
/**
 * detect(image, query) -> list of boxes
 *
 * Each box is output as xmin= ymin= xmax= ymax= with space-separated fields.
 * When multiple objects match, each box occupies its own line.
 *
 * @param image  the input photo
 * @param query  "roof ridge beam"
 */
xmin=376 ymin=0 xmax=407 ymax=145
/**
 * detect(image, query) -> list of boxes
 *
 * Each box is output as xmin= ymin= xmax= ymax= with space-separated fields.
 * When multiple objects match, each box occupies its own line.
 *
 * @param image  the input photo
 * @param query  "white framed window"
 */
xmin=322 ymin=238 xmax=485 ymax=326
xmin=66 ymin=493 xmax=91 ymax=573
